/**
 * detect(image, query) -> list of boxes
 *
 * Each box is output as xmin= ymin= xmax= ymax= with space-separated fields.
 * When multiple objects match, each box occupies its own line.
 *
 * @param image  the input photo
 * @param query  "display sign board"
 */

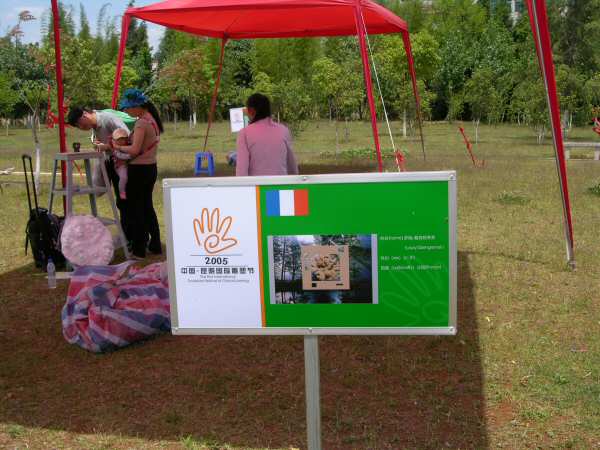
xmin=163 ymin=172 xmax=457 ymax=335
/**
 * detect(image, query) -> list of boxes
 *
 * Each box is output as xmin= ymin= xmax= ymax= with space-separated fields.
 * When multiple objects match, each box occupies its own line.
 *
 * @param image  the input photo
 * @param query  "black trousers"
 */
xmin=105 ymin=159 xmax=130 ymax=240
xmin=126 ymin=164 xmax=161 ymax=257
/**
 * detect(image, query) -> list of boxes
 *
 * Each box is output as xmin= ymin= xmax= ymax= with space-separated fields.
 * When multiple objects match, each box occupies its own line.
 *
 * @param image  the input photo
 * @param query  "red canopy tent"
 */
xmin=110 ymin=0 xmax=425 ymax=173
xmin=51 ymin=0 xmax=575 ymax=265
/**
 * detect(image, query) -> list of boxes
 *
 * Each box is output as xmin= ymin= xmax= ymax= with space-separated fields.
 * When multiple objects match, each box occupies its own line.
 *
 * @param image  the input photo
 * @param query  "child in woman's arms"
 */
xmin=111 ymin=128 xmax=131 ymax=200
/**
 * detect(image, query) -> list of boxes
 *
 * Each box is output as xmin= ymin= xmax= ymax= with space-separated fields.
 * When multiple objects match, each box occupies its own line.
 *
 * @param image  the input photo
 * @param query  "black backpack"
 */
xmin=22 ymin=155 xmax=66 ymax=270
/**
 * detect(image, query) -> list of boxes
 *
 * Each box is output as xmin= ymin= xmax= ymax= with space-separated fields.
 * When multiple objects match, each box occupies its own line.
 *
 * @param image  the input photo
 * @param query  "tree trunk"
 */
xmin=402 ymin=109 xmax=407 ymax=138
xmin=537 ymin=125 xmax=546 ymax=144
xmin=280 ymin=238 xmax=287 ymax=281
xmin=31 ymin=112 xmax=42 ymax=195
xmin=335 ymin=119 xmax=339 ymax=161
xmin=344 ymin=118 xmax=349 ymax=142
xmin=474 ymin=119 xmax=480 ymax=144
xmin=174 ymin=110 xmax=178 ymax=132
xmin=290 ymin=251 xmax=297 ymax=302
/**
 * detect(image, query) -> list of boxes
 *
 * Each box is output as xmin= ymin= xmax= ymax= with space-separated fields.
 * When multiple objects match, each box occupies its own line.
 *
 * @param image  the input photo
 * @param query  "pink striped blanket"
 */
xmin=62 ymin=261 xmax=171 ymax=353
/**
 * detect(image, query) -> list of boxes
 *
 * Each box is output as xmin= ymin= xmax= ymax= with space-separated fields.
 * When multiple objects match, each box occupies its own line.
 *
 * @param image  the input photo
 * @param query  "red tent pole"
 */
xmin=354 ymin=3 xmax=383 ymax=172
xmin=401 ymin=30 xmax=426 ymax=161
xmin=51 ymin=0 xmax=67 ymax=212
xmin=203 ymin=38 xmax=228 ymax=152
xmin=112 ymin=14 xmax=131 ymax=109
xmin=527 ymin=0 xmax=575 ymax=267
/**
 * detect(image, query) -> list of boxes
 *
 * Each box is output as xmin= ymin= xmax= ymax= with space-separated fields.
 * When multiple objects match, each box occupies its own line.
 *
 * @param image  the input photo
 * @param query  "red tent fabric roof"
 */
xmin=126 ymin=0 xmax=408 ymax=39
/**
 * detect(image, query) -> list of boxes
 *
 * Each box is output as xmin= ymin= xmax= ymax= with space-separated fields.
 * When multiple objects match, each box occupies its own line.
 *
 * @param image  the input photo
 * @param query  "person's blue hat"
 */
xmin=118 ymin=88 xmax=148 ymax=110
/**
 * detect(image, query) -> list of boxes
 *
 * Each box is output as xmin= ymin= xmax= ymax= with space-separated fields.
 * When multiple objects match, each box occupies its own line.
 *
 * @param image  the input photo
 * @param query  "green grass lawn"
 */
xmin=1 ymin=120 xmax=600 ymax=449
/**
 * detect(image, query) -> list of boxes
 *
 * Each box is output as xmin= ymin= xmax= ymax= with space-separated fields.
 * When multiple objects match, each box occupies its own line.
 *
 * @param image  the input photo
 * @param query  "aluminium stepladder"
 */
xmin=48 ymin=151 xmax=131 ymax=260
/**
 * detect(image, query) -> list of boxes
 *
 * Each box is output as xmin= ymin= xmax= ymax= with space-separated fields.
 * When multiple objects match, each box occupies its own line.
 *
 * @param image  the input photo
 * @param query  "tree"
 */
xmin=78 ymin=3 xmax=91 ymax=41
xmin=156 ymin=29 xmax=201 ymax=68
xmin=126 ymin=2 xmax=153 ymax=89
xmin=219 ymin=39 xmax=254 ymax=112
xmin=41 ymin=2 xmax=75 ymax=44
xmin=397 ymin=0 xmax=428 ymax=33
xmin=312 ymin=57 xmax=344 ymax=121
xmin=430 ymin=0 xmax=487 ymax=119
xmin=17 ymin=80 xmax=46 ymax=192
xmin=0 ymin=72 xmax=19 ymax=136
xmin=58 ymin=37 xmax=99 ymax=106
xmin=556 ymin=64 xmax=587 ymax=130
xmin=584 ymin=74 xmax=600 ymax=120
xmin=512 ymin=73 xmax=549 ymax=144
xmin=128 ymin=22 xmax=153 ymax=89
xmin=155 ymin=47 xmax=211 ymax=124
xmin=557 ymin=0 xmax=600 ymax=75
xmin=464 ymin=67 xmax=500 ymax=142
xmin=97 ymin=61 xmax=140 ymax=106
xmin=374 ymin=31 xmax=438 ymax=135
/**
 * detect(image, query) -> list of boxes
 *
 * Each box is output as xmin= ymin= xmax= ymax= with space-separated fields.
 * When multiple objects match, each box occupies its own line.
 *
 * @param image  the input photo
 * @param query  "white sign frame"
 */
xmin=163 ymin=172 xmax=457 ymax=336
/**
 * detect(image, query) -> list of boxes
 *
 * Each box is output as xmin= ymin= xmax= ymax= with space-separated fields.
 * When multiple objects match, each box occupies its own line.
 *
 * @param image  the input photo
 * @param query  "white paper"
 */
xmin=229 ymin=107 xmax=247 ymax=133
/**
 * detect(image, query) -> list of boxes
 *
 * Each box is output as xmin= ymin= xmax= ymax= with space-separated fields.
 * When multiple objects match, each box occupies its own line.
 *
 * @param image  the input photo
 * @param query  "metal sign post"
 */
xmin=304 ymin=335 xmax=322 ymax=450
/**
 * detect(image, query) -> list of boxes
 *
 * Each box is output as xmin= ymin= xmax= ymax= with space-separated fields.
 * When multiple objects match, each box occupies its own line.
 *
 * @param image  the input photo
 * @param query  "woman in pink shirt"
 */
xmin=236 ymin=93 xmax=299 ymax=176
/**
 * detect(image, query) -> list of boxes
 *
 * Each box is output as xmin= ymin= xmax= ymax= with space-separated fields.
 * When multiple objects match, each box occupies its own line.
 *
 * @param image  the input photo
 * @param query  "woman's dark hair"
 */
xmin=246 ymin=93 xmax=271 ymax=123
xmin=142 ymin=101 xmax=164 ymax=134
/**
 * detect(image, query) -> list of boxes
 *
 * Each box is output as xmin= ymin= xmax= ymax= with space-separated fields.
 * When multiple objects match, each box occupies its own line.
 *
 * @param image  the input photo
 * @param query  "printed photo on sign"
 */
xmin=268 ymin=234 xmax=378 ymax=305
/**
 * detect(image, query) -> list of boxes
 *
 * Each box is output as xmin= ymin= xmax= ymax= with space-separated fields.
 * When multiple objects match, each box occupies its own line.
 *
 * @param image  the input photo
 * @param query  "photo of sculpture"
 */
xmin=268 ymin=234 xmax=377 ymax=304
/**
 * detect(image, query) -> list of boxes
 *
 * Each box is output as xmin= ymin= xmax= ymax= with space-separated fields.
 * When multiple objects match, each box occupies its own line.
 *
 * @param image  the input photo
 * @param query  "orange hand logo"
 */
xmin=193 ymin=208 xmax=238 ymax=254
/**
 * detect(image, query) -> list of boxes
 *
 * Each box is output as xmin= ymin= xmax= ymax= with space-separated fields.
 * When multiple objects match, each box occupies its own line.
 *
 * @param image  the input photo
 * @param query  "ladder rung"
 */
xmin=97 ymin=217 xmax=118 ymax=226
xmin=53 ymin=186 xmax=108 ymax=196
xmin=53 ymin=151 xmax=105 ymax=161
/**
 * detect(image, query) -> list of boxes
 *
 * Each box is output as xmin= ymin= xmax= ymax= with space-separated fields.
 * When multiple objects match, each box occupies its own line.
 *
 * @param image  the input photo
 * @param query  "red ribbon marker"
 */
xmin=458 ymin=126 xmax=485 ymax=168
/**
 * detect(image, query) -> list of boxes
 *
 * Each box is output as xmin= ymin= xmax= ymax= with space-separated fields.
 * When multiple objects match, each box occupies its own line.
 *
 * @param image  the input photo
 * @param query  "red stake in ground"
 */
xmin=458 ymin=126 xmax=485 ymax=168
xmin=394 ymin=151 xmax=407 ymax=172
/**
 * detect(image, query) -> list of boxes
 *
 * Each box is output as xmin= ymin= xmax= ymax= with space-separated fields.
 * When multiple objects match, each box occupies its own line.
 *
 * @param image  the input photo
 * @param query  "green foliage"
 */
xmin=126 ymin=18 xmax=153 ymax=89
xmin=60 ymin=37 xmax=99 ymax=106
xmin=16 ymin=79 xmax=47 ymax=116
xmin=78 ymin=3 xmax=91 ymax=41
xmin=496 ymin=191 xmax=529 ymax=205
xmin=156 ymin=29 xmax=201 ymax=68
xmin=495 ymin=190 xmax=530 ymax=205
xmin=312 ymin=57 xmax=346 ymax=118
xmin=585 ymin=74 xmax=600 ymax=119
xmin=465 ymin=67 xmax=502 ymax=123
xmin=41 ymin=2 xmax=75 ymax=44
xmin=556 ymin=64 xmax=588 ymax=126
xmin=319 ymin=147 xmax=402 ymax=160
xmin=0 ymin=72 xmax=19 ymax=118
xmin=97 ymin=62 xmax=140 ymax=107
xmin=447 ymin=90 xmax=465 ymax=122
xmin=1 ymin=0 xmax=599 ymax=133
xmin=557 ymin=0 xmax=600 ymax=75
xmin=273 ymin=78 xmax=312 ymax=135
xmin=154 ymin=47 xmax=211 ymax=118
xmin=511 ymin=67 xmax=549 ymax=140
xmin=587 ymin=182 xmax=600 ymax=197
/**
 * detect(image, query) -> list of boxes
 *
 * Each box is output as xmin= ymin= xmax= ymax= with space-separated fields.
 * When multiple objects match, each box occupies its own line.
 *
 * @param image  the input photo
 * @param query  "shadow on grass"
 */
xmin=0 ymin=252 xmax=486 ymax=449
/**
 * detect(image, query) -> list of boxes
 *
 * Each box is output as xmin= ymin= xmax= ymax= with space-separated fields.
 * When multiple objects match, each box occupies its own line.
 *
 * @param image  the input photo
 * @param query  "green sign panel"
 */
xmin=164 ymin=172 xmax=456 ymax=335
